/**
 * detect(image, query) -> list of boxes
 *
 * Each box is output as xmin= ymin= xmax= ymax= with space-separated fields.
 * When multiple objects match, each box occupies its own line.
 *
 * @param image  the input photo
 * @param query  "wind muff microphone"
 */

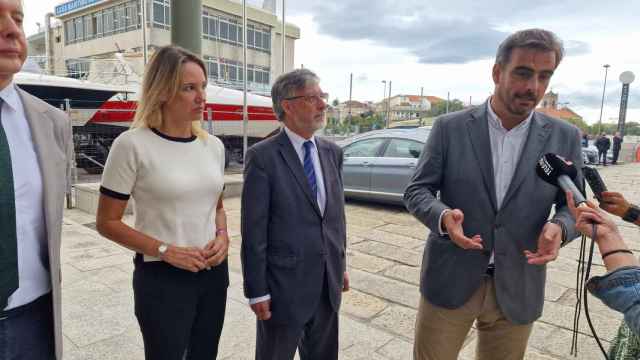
xmin=535 ymin=153 xmax=586 ymax=206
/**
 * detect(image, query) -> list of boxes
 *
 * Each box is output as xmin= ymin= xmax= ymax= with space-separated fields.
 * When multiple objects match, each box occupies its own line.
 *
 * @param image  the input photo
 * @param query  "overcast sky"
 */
xmin=24 ymin=0 xmax=640 ymax=124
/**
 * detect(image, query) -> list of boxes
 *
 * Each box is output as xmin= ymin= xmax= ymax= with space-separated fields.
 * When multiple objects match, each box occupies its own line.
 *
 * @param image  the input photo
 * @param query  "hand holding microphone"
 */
xmin=525 ymin=154 xmax=584 ymax=265
xmin=535 ymin=153 xmax=585 ymax=206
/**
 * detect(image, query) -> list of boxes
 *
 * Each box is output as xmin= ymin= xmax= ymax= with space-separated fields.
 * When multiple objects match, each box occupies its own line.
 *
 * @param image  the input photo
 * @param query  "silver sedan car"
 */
xmin=337 ymin=127 xmax=430 ymax=204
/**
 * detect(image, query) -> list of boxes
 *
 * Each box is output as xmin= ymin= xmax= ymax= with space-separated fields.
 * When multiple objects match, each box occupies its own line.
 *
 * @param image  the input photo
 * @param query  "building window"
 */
xmin=65 ymin=19 xmax=75 ymax=44
xmin=103 ymin=7 xmax=114 ymax=35
xmin=74 ymin=17 xmax=84 ymax=41
xmin=152 ymin=0 xmax=170 ymax=28
xmin=62 ymin=1 xmax=142 ymax=46
xmin=125 ymin=2 xmax=139 ymax=30
xmin=114 ymin=4 xmax=126 ymax=32
xmin=95 ymin=11 xmax=103 ymax=36
xmin=205 ymin=56 xmax=270 ymax=89
xmin=66 ymin=59 xmax=90 ymax=79
xmin=84 ymin=15 xmax=94 ymax=40
xmin=201 ymin=8 xmax=271 ymax=54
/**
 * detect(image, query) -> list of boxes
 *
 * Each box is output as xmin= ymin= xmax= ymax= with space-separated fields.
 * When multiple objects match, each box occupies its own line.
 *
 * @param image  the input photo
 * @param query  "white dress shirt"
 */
xmin=486 ymin=100 xmax=532 ymax=263
xmin=1 ymin=83 xmax=50 ymax=310
xmin=249 ymin=126 xmax=328 ymax=305
xmin=438 ymin=100 xmax=532 ymax=266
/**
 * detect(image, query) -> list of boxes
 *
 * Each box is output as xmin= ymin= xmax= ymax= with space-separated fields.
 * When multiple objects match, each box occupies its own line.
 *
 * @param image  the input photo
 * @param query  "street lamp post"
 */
xmin=381 ymin=80 xmax=387 ymax=125
xmin=386 ymin=81 xmax=392 ymax=128
xmin=597 ymin=64 xmax=611 ymax=135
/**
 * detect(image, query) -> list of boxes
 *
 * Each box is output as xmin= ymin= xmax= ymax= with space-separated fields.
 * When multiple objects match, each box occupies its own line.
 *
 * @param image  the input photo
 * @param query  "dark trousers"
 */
xmin=133 ymin=256 xmax=229 ymax=360
xmin=0 ymin=293 xmax=55 ymax=360
xmin=612 ymin=148 xmax=620 ymax=164
xmin=598 ymin=150 xmax=608 ymax=165
xmin=255 ymin=276 xmax=339 ymax=360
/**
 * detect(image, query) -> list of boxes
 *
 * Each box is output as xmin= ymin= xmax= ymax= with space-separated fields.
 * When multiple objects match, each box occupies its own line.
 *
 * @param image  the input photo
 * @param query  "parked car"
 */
xmin=582 ymin=145 xmax=598 ymax=164
xmin=336 ymin=127 xmax=430 ymax=204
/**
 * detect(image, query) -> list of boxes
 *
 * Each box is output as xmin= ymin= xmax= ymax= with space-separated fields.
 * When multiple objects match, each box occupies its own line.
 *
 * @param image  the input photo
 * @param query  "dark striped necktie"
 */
xmin=303 ymin=140 xmax=318 ymax=198
xmin=0 ymin=99 xmax=18 ymax=309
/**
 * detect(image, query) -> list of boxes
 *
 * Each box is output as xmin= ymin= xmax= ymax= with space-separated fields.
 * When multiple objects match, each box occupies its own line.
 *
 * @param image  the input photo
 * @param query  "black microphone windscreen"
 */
xmin=536 ymin=153 xmax=577 ymax=186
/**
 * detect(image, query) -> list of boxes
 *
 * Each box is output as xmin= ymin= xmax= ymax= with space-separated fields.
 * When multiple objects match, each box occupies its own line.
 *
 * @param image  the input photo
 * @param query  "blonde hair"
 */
xmin=131 ymin=45 xmax=209 ymax=140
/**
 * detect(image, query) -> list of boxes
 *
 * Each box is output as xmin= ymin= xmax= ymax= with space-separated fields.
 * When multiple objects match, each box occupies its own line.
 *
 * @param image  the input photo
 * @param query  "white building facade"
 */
xmin=29 ymin=0 xmax=300 ymax=94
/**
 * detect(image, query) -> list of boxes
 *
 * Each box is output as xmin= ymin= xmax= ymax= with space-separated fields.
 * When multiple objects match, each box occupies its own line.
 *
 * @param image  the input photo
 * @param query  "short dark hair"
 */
xmin=271 ymin=69 xmax=320 ymax=121
xmin=495 ymin=29 xmax=564 ymax=68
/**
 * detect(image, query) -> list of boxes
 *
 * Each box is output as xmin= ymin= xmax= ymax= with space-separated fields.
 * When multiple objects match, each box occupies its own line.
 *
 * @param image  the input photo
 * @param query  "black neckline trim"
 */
xmin=151 ymin=128 xmax=197 ymax=143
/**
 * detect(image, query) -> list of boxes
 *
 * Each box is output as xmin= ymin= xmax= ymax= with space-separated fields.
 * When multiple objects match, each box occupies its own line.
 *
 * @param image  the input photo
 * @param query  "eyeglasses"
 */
xmin=284 ymin=92 xmax=329 ymax=105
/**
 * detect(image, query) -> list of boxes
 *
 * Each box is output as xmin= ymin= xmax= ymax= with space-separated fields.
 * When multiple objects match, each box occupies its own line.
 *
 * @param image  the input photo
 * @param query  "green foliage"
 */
xmin=565 ymin=117 xmax=590 ymax=132
xmin=324 ymin=113 xmax=385 ymax=135
xmin=584 ymin=121 xmax=640 ymax=136
xmin=428 ymin=99 xmax=465 ymax=117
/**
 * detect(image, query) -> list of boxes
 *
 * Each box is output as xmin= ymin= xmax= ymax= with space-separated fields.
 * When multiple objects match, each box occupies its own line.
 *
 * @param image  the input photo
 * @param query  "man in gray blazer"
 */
xmin=241 ymin=68 xmax=348 ymax=360
xmin=405 ymin=29 xmax=583 ymax=359
xmin=0 ymin=1 xmax=71 ymax=358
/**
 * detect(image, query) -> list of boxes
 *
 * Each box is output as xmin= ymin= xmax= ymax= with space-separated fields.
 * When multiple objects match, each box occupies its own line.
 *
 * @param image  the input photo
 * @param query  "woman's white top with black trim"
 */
xmin=100 ymin=127 xmax=225 ymax=261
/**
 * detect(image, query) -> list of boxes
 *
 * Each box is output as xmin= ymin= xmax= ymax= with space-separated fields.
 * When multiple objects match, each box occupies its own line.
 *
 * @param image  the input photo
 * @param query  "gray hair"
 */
xmin=495 ymin=29 xmax=564 ymax=68
xmin=271 ymin=69 xmax=320 ymax=121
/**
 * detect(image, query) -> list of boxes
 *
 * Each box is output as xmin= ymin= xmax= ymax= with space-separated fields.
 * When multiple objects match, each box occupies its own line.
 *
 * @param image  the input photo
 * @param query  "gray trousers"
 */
xmin=255 ymin=281 xmax=339 ymax=360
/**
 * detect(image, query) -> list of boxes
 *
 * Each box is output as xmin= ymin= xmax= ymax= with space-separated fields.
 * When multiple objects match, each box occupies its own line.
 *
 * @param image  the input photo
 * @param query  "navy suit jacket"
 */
xmin=241 ymin=129 xmax=347 ymax=325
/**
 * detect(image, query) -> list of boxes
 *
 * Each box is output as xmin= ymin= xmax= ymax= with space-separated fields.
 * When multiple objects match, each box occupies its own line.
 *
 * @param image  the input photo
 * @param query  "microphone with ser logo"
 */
xmin=535 ymin=153 xmax=585 ymax=206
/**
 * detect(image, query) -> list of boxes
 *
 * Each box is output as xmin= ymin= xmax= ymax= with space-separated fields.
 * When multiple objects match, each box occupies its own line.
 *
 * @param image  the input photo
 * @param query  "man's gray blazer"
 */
xmin=241 ymin=129 xmax=347 ymax=325
xmin=404 ymin=102 xmax=583 ymax=325
xmin=18 ymin=88 xmax=72 ymax=359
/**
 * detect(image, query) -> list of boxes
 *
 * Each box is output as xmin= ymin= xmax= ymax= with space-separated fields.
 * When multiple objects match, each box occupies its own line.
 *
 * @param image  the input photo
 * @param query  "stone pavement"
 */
xmin=59 ymin=163 xmax=640 ymax=359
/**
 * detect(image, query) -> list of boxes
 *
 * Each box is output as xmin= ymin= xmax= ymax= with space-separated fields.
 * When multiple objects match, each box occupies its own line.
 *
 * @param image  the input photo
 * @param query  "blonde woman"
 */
xmin=96 ymin=45 xmax=229 ymax=359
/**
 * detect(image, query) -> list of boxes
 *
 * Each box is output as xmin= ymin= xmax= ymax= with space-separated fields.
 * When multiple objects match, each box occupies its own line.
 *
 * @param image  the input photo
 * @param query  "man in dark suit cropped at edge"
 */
xmin=405 ymin=28 xmax=583 ymax=360
xmin=0 ymin=0 xmax=72 ymax=358
xmin=241 ymin=68 xmax=348 ymax=360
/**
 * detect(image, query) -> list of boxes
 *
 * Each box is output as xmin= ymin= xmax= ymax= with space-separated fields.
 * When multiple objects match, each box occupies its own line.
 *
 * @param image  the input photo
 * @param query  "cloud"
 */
xmin=564 ymin=40 xmax=591 ymax=57
xmin=285 ymin=0 xmax=640 ymax=65
xmin=563 ymin=85 xmax=640 ymax=110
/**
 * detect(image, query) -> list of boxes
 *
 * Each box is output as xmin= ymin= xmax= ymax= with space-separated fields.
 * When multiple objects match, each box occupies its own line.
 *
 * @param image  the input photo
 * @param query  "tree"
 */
xmin=565 ymin=117 xmax=589 ymax=133
xmin=428 ymin=99 xmax=465 ymax=117
xmin=332 ymin=98 xmax=340 ymax=107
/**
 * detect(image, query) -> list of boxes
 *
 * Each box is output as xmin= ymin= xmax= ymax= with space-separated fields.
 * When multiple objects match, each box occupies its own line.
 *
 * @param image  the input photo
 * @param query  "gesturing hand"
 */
xmin=442 ymin=209 xmax=483 ymax=250
xmin=524 ymin=222 xmax=562 ymax=265
xmin=161 ymin=245 xmax=207 ymax=272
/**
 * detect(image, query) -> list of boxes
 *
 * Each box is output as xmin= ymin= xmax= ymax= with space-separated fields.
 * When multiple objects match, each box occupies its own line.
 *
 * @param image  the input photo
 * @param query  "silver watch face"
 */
xmin=158 ymin=244 xmax=168 ymax=255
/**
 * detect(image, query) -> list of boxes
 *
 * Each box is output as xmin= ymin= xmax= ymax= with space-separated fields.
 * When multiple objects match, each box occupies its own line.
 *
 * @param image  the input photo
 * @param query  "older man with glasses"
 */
xmin=241 ymin=68 xmax=348 ymax=360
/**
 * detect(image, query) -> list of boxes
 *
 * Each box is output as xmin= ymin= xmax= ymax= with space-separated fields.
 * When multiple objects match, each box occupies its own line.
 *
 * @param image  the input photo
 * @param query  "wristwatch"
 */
xmin=622 ymin=205 xmax=640 ymax=223
xmin=547 ymin=219 xmax=568 ymax=246
xmin=157 ymin=243 xmax=168 ymax=259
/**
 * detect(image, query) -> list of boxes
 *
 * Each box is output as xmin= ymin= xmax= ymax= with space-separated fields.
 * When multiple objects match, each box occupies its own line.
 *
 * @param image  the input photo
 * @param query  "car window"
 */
xmin=344 ymin=138 xmax=386 ymax=157
xmin=383 ymin=139 xmax=423 ymax=158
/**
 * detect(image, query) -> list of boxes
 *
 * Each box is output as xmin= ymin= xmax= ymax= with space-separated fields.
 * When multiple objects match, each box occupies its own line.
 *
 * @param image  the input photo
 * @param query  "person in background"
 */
xmin=596 ymin=132 xmax=611 ymax=166
xmin=612 ymin=132 xmax=623 ymax=165
xmin=0 ymin=1 xmax=72 ymax=358
xmin=96 ymin=45 xmax=229 ymax=360
xmin=582 ymin=132 xmax=589 ymax=148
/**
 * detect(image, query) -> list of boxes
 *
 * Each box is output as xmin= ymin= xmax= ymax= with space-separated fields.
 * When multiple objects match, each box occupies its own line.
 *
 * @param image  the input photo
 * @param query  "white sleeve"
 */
xmin=216 ymin=136 xmax=225 ymax=175
xmin=100 ymin=132 xmax=137 ymax=198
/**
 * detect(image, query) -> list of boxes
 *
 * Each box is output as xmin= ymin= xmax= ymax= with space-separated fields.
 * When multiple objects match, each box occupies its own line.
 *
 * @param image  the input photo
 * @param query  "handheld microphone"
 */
xmin=535 ymin=153 xmax=586 ymax=206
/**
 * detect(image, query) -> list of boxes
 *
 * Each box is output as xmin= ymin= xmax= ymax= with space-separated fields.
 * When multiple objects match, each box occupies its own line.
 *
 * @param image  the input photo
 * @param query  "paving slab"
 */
xmin=58 ymin=163 xmax=640 ymax=359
